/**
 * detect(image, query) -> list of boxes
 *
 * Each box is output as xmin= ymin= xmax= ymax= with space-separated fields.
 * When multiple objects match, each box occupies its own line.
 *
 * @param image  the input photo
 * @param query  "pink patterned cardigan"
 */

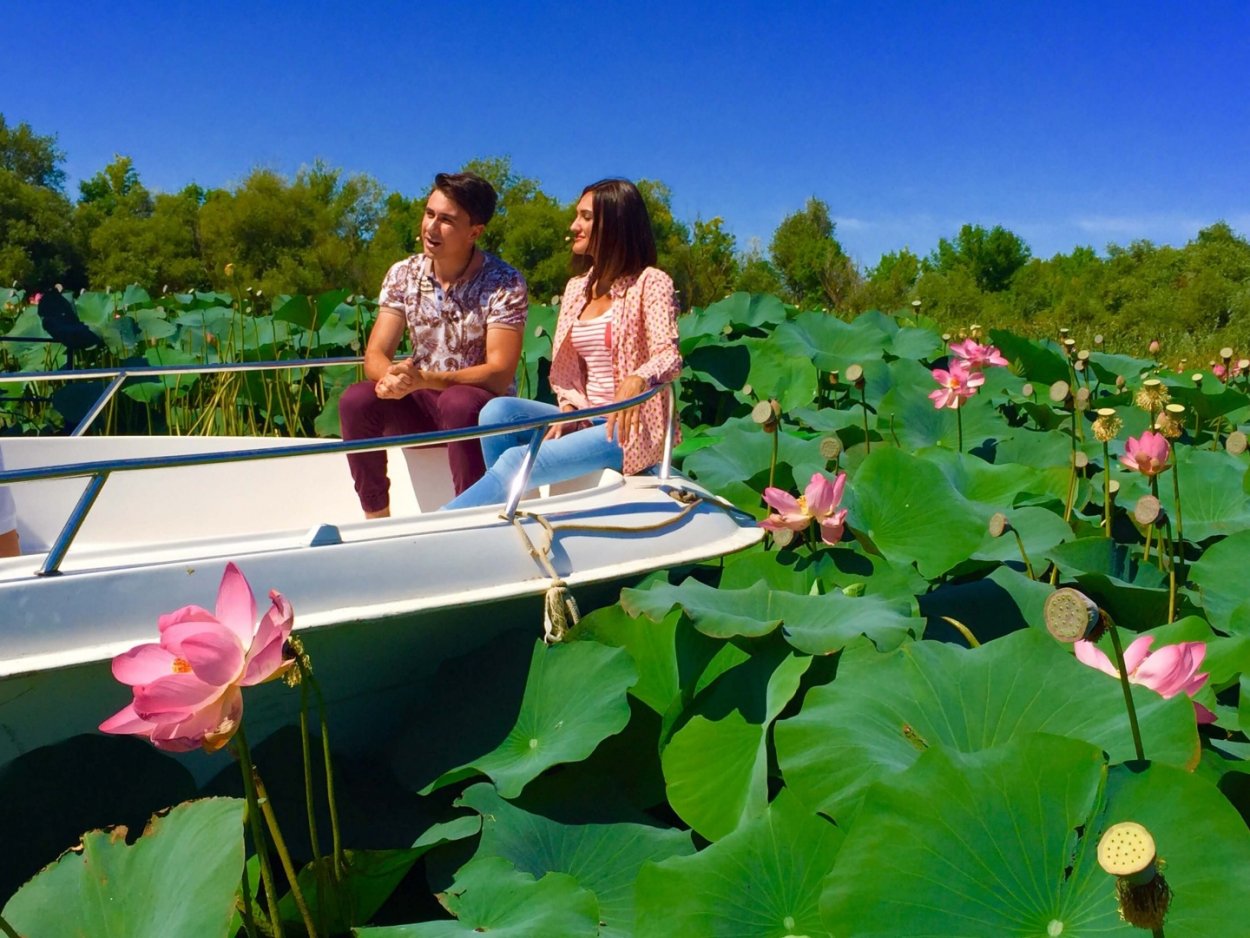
xmin=550 ymin=267 xmax=683 ymax=475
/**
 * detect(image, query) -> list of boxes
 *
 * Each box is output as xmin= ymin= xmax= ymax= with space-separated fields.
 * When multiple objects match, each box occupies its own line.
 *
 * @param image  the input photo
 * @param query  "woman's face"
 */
xmin=569 ymin=192 xmax=594 ymax=256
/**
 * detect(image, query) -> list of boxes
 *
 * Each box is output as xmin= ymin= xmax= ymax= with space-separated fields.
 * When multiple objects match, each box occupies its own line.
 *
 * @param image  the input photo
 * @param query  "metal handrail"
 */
xmin=0 ymin=381 xmax=677 ymax=576
xmin=0 ymin=356 xmax=366 ymax=436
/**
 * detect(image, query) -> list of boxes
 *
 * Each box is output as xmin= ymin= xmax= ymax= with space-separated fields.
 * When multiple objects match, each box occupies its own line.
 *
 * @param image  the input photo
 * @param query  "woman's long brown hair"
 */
xmin=571 ymin=179 xmax=658 ymax=298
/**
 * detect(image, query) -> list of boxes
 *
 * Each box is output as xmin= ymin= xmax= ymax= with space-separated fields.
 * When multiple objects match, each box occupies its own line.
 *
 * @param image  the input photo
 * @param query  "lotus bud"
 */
xmin=1148 ymin=339 xmax=1161 ymax=355
xmin=54 ymin=283 xmax=63 ymax=292
xmin=224 ymin=263 xmax=235 ymax=278
xmin=1044 ymin=587 xmax=1103 ymax=642
xmin=722 ymin=323 xmax=733 ymax=336
xmin=1115 ymin=375 xmax=1126 ymax=390
xmin=987 ymin=512 xmax=1010 ymax=538
xmin=1226 ymin=430 xmax=1248 ymax=455
xmin=819 ymin=436 xmax=843 ymax=460
xmin=1134 ymin=379 xmax=1170 ymax=412
xmin=845 ymin=363 xmax=865 ymax=389
xmin=1049 ymin=380 xmax=1071 ymax=405
xmin=1097 ymin=822 xmax=1171 ymax=930
xmin=551 ymin=295 xmax=561 ymax=307
xmin=1092 ymin=407 xmax=1122 ymax=442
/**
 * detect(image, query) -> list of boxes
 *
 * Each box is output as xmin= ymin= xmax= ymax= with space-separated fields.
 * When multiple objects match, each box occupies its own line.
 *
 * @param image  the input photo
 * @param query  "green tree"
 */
xmin=769 ymin=198 xmax=858 ymax=311
xmin=927 ymin=223 xmax=1031 ymax=293
xmin=733 ymin=241 xmax=785 ymax=298
xmin=855 ymin=247 xmax=921 ymax=312
xmin=0 ymin=116 xmax=81 ymax=290
xmin=674 ymin=216 xmax=740 ymax=309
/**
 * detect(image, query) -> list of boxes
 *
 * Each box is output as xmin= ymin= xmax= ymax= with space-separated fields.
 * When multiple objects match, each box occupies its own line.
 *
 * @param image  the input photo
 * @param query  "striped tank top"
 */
xmin=570 ymin=308 xmax=616 ymax=406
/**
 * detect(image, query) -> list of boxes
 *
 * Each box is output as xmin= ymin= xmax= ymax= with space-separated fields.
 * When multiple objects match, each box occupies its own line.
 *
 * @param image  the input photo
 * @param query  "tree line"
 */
xmin=3 ymin=114 xmax=1249 ymax=358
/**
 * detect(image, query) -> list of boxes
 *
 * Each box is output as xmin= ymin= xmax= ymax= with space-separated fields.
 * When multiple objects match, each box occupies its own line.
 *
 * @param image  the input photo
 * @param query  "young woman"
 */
xmin=442 ymin=178 xmax=682 ymax=509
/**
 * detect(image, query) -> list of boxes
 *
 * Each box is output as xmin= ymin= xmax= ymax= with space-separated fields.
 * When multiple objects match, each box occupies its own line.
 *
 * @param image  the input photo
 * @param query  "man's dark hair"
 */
xmin=572 ymin=178 xmax=658 ymax=297
xmin=432 ymin=172 xmax=498 ymax=226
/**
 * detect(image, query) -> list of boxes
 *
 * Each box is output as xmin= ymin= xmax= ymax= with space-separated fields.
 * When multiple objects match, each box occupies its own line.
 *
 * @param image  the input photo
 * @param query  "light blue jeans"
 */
xmin=441 ymin=397 xmax=624 ymax=510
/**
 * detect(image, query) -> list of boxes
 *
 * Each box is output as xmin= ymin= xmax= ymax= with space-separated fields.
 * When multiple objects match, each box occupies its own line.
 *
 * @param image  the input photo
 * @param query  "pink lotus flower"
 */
xmin=949 ymin=339 xmax=1008 ymax=370
xmin=100 ymin=563 xmax=294 ymax=752
xmin=1119 ymin=430 xmax=1170 ymax=477
xmin=28 ymin=292 xmax=42 ymax=305
xmin=1148 ymin=340 xmax=1161 ymax=355
xmin=760 ymin=471 xmax=848 ymax=545
xmin=1213 ymin=363 xmax=1227 ymax=380
xmin=928 ymin=359 xmax=986 ymax=409
xmin=1075 ymin=635 xmax=1215 ymax=723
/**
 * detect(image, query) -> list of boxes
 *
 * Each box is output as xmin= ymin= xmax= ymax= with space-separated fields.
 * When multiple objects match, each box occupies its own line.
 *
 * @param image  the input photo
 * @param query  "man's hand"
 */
xmin=605 ymin=375 xmax=648 ymax=446
xmin=375 ymin=361 xmax=419 ymax=399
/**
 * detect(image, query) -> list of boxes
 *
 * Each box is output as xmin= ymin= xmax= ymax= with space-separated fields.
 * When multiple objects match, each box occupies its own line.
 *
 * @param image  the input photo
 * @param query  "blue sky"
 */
xmin=3 ymin=0 xmax=1247 ymax=268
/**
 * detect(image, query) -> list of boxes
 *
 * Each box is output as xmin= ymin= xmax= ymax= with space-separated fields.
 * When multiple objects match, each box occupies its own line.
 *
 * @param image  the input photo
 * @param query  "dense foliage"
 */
xmin=3 ymin=113 xmax=1250 ymax=360
xmin=4 ymin=290 xmax=1250 ymax=935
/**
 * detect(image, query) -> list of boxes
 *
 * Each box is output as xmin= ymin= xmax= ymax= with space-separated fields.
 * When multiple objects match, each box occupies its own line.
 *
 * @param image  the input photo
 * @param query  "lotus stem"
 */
xmin=956 ymin=404 xmax=964 ymax=454
xmin=769 ymin=423 xmax=779 ymax=490
xmin=253 ymin=770 xmax=320 ymax=938
xmin=238 ymin=862 xmax=260 ymax=938
xmin=309 ymin=676 xmax=345 ymax=882
xmin=941 ymin=615 xmax=980 ymax=648
xmin=1102 ymin=440 xmax=1113 ymax=537
xmin=1143 ymin=523 xmax=1153 ymax=564
xmin=234 ymin=727 xmax=285 ymax=938
xmin=1010 ymin=528 xmax=1036 ymax=579
xmin=1106 ymin=620 xmax=1147 ymax=762
xmin=299 ymin=681 xmax=322 ymax=867
xmin=0 ymin=914 xmax=21 ymax=938
xmin=1171 ymin=460 xmax=1185 ymax=582
xmin=859 ymin=385 xmax=871 ymax=453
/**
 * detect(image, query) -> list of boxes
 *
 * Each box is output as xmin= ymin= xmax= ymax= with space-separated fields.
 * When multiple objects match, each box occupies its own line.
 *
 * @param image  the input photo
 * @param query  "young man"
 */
xmin=339 ymin=172 xmax=528 ymax=517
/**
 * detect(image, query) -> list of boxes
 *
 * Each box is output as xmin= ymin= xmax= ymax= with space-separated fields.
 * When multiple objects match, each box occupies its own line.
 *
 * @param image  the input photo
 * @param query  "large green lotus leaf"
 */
xmin=990 ymin=329 xmax=1070 ymax=384
xmin=131 ymin=306 xmax=176 ymax=342
xmin=575 ymin=604 xmax=684 ymax=715
xmin=2 ymin=798 xmax=244 ymax=938
xmin=775 ymin=630 xmax=1199 ymax=820
xmin=971 ymin=505 xmax=1073 ymax=563
xmin=681 ymin=423 xmax=826 ymax=507
xmin=994 ymin=426 xmax=1084 ymax=470
xmin=1116 ymin=448 xmax=1250 ymax=542
xmin=788 ymin=404 xmax=865 ymax=434
xmin=683 ymin=292 xmax=790 ymax=347
xmin=822 ymin=733 xmax=1250 ymax=936
xmin=458 ymin=783 xmax=693 ymax=938
xmin=1188 ymin=529 xmax=1250 ymax=633
xmin=887 ymin=324 xmax=943 ymax=360
xmin=1044 ymin=537 xmax=1168 ymax=626
xmin=744 ymin=334 xmax=819 ymax=412
xmin=635 ymin=787 xmax=842 ymax=938
xmin=120 ymin=284 xmax=151 ymax=309
xmin=770 ymin=311 xmax=892 ymax=373
xmin=924 ymin=445 xmax=1069 ymax=507
xmin=1164 ymin=375 xmax=1250 ymax=422
xmin=685 ymin=341 xmax=752 ymax=391
xmin=1086 ymin=350 xmax=1155 ymax=384
xmin=358 ymin=856 xmax=599 ymax=936
xmin=620 ymin=576 xmax=917 ymax=653
xmin=73 ymin=291 xmax=115 ymax=332
xmin=661 ymin=643 xmax=811 ymax=840
xmin=425 ymin=640 xmax=636 ymax=798
xmin=844 ymin=446 xmax=988 ymax=578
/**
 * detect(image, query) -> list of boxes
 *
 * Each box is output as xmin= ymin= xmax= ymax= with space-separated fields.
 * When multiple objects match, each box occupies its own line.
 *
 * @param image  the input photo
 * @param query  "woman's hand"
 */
xmin=544 ymin=404 xmax=579 ymax=441
xmin=605 ymin=375 xmax=648 ymax=446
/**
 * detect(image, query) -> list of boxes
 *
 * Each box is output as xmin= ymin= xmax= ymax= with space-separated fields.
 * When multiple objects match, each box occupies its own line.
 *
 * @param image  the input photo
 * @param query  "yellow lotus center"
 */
xmin=797 ymin=495 xmax=809 ymax=515
xmin=171 ymin=657 xmax=193 ymax=674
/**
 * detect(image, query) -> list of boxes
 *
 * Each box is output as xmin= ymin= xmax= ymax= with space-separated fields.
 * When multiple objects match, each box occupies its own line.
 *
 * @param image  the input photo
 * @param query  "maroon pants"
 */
xmin=338 ymin=381 xmax=497 ymax=512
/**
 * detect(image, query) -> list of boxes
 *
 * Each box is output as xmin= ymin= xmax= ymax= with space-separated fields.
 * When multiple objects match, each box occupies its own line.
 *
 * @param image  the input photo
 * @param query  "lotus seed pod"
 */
xmin=845 ymin=363 xmax=865 ymax=387
xmin=969 ymin=323 xmax=982 ymax=337
xmin=1134 ymin=380 xmax=1170 ymax=411
xmin=551 ymin=295 xmax=561 ymax=307
xmin=742 ymin=383 xmax=753 ymax=397
xmin=827 ymin=371 xmax=839 ymax=386
xmin=1098 ymin=822 xmax=1170 ymax=930
xmin=1094 ymin=334 xmax=1104 ymax=345
xmin=1227 ymin=430 xmax=1248 ymax=455
xmin=1073 ymin=359 xmax=1085 ymax=373
xmin=911 ymin=299 xmax=921 ymax=309
xmin=819 ymin=436 xmax=843 ymax=459
xmin=1191 ymin=372 xmax=1204 ymax=384
xmin=1074 ymin=387 xmax=1091 ymax=408
xmin=987 ymin=512 xmax=1010 ymax=538
xmin=1049 ymin=380 xmax=1071 ymax=403
xmin=1108 ymin=478 xmax=1120 ymax=496
xmin=1073 ymin=450 xmax=1089 ymax=469
xmin=1096 ymin=407 xmax=1117 ymax=418
xmin=1165 ymin=402 xmax=1185 ymax=415
xmin=1239 ymin=359 xmax=1250 ymax=372
xmin=1059 ymin=327 xmax=1071 ymax=337
xmin=1043 ymin=587 xmax=1100 ymax=643
xmin=1077 ymin=349 xmax=1090 ymax=361
xmin=1021 ymin=382 xmax=1034 ymax=397
xmin=224 ymin=263 xmax=235 ymax=277
xmin=751 ymin=400 xmax=776 ymax=430
xmin=941 ymin=333 xmax=952 ymax=342
xmin=1134 ymin=495 xmax=1162 ymax=526
xmin=1220 ymin=346 xmax=1234 ymax=361
xmin=770 ymin=399 xmax=781 ymax=418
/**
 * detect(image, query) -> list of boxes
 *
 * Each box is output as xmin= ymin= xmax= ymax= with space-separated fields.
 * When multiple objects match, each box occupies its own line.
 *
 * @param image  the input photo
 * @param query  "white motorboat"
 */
xmin=0 ymin=363 xmax=761 ymax=779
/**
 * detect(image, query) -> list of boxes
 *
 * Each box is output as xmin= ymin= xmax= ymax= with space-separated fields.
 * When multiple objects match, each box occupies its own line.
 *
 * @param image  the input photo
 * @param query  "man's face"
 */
xmin=422 ymin=189 xmax=482 ymax=260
